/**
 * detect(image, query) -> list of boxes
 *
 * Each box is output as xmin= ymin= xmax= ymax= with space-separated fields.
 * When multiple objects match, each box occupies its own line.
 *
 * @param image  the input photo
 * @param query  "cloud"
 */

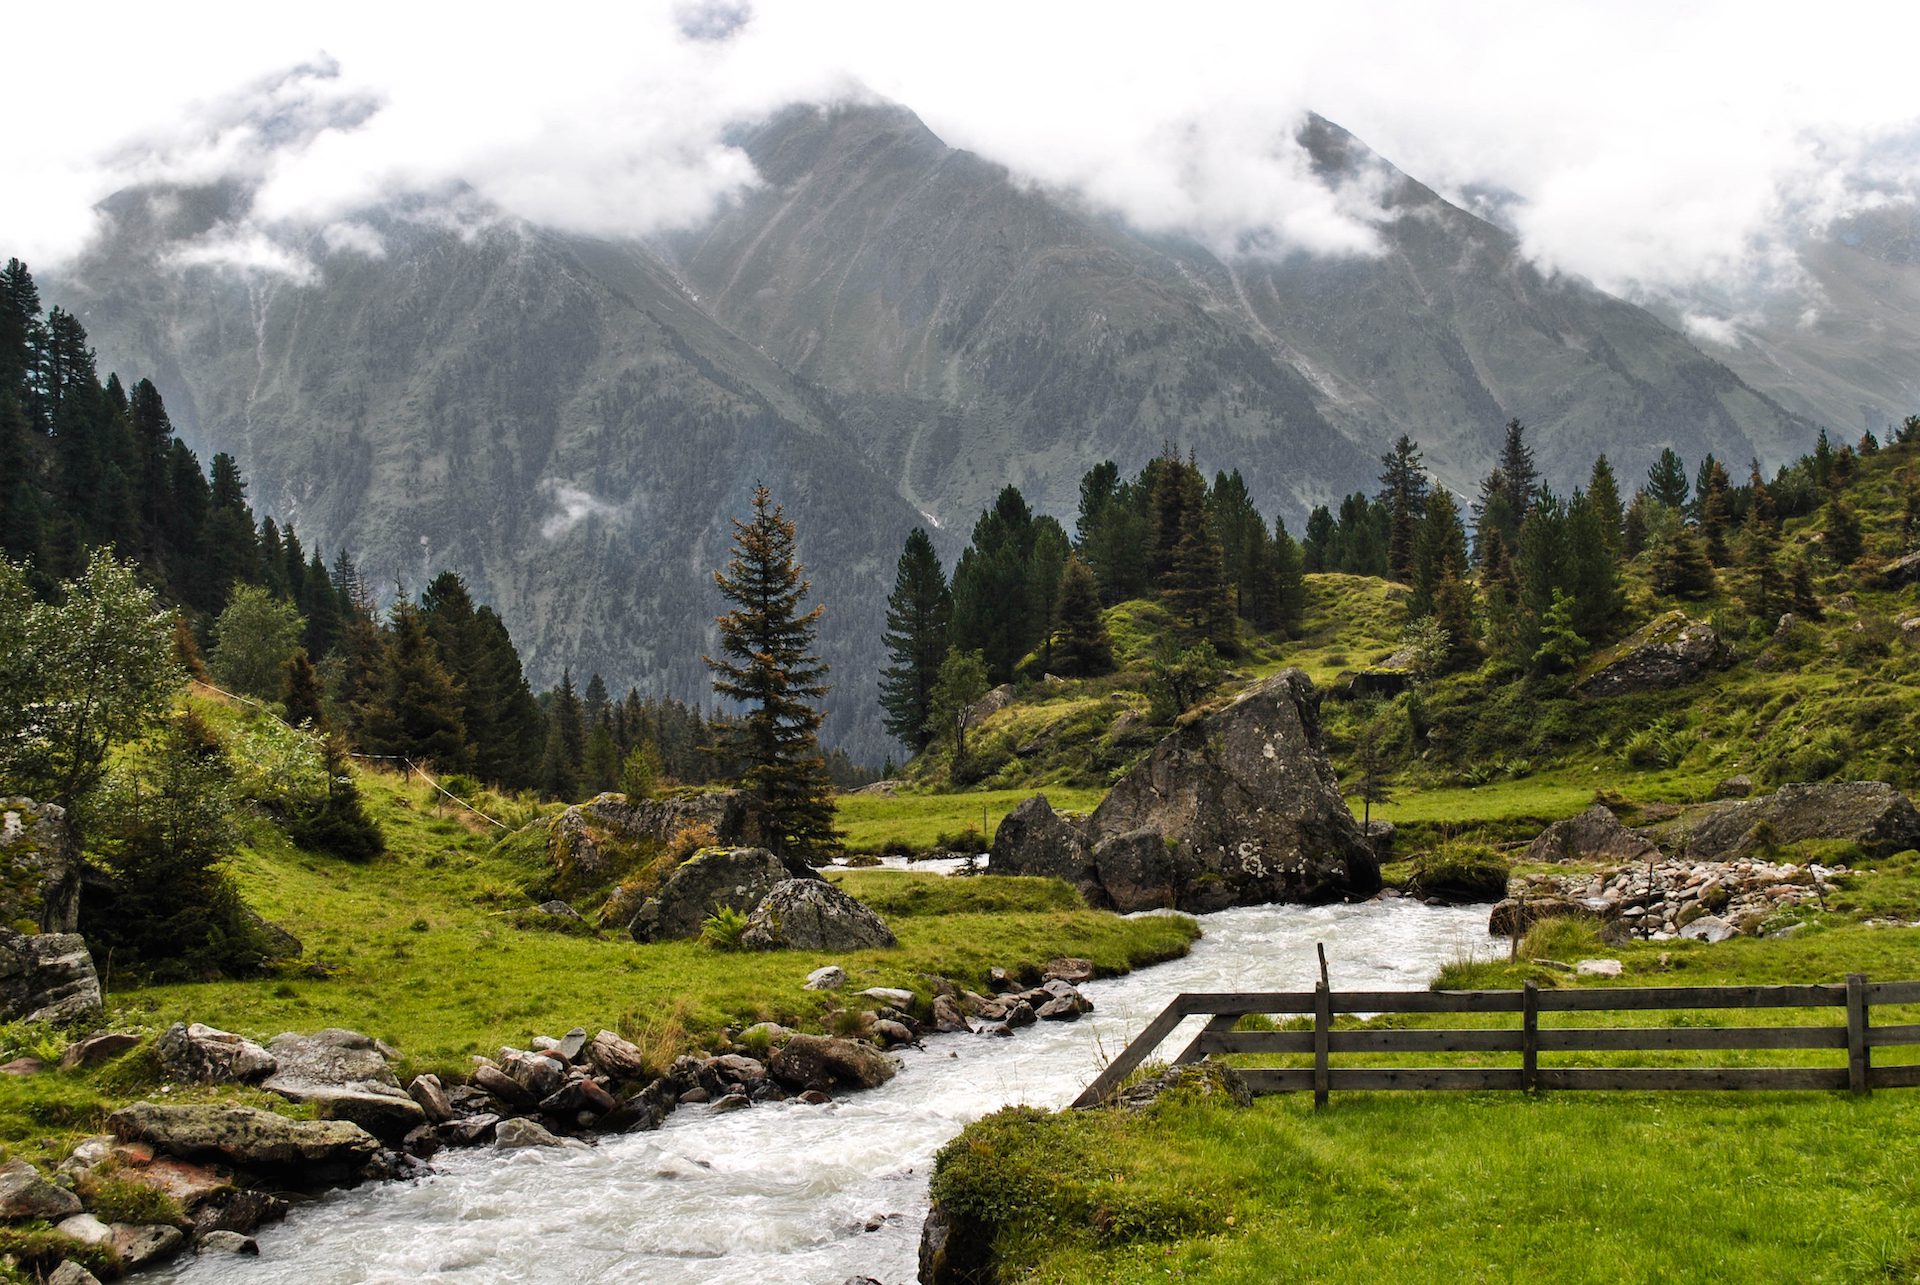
xmin=6 ymin=0 xmax=1919 ymax=303
xmin=540 ymin=484 xmax=624 ymax=540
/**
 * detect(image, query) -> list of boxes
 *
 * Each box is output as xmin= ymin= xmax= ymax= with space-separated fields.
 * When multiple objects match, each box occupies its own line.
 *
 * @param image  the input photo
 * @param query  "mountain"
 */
xmin=1666 ymin=202 xmax=1920 ymax=438
xmin=49 ymin=100 xmax=1838 ymax=760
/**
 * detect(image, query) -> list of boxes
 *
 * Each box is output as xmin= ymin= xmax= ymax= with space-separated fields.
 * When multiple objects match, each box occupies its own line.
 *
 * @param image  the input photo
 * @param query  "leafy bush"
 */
xmin=700 ymin=906 xmax=750 ymax=951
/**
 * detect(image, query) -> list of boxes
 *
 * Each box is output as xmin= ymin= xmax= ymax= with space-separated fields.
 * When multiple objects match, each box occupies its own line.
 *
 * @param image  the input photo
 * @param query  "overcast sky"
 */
xmin=10 ymin=0 xmax=1920 ymax=309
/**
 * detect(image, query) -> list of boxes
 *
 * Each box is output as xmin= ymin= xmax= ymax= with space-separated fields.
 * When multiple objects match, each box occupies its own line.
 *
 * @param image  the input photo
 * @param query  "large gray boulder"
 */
xmin=107 ymin=1103 xmax=381 ymax=1173
xmin=0 ymin=929 xmax=101 ymax=1023
xmin=991 ymin=670 xmax=1379 ymax=912
xmin=156 ymin=1023 xmax=276 ymax=1085
xmin=0 ymin=798 xmax=82 ymax=932
xmin=1523 ymin=806 xmax=1661 ymax=865
xmin=740 ymin=880 xmax=897 ymax=951
xmin=261 ymin=1029 xmax=424 ymax=1144
xmin=546 ymin=791 xmax=764 ymax=899
xmin=627 ymin=847 xmax=817 ymax=943
xmin=767 ymin=1034 xmax=899 ymax=1092
xmin=1576 ymin=611 xmax=1735 ymax=697
xmin=1655 ymin=781 xmax=1920 ymax=860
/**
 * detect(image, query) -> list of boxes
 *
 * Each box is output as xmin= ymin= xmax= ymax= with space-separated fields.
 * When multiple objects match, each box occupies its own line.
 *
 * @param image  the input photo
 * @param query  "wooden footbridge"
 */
xmin=1074 ymin=974 xmax=1920 ymax=1108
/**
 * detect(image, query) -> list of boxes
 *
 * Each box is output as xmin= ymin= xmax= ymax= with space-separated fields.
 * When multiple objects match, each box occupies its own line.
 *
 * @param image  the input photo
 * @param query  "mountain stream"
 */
xmin=159 ymin=898 xmax=1496 ymax=1284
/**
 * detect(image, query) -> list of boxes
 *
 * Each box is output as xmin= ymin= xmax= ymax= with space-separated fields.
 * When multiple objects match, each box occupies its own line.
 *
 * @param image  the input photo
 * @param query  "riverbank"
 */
xmin=928 ymin=918 xmax=1920 ymax=1283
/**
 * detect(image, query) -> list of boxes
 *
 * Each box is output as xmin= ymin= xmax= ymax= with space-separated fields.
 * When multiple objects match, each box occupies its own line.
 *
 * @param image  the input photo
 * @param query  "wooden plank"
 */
xmin=1522 ymin=981 xmax=1539 ymax=1093
xmin=1173 ymin=1013 xmax=1238 ymax=1066
xmin=1170 ymin=991 xmax=1319 ymax=1015
xmin=1868 ymin=1064 xmax=1920 ymax=1089
xmin=1538 ymin=1026 xmax=1845 ymax=1052
xmin=1070 ymin=999 xmax=1193 ymax=1108
xmin=1847 ymin=973 xmax=1871 ymax=1095
xmin=1238 ymin=1068 xmax=1316 ymax=1095
xmin=1536 ymin=1066 xmax=1849 ymax=1091
xmin=1201 ymin=1029 xmax=1522 ymax=1056
xmin=1867 ymin=1024 xmax=1920 ymax=1048
xmin=1536 ymin=984 xmax=1846 ymax=1012
xmin=1866 ymin=981 xmax=1920 ymax=1005
xmin=1329 ymin=1067 xmax=1528 ymax=1092
xmin=1313 ymin=982 xmax=1331 ymax=1109
xmin=1329 ymin=990 xmax=1527 ymax=1014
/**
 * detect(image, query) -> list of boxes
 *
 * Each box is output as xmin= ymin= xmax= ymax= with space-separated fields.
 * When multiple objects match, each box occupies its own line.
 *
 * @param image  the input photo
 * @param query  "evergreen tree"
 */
xmin=204 ymin=453 xmax=258 ymax=605
xmin=1075 ymin=460 xmax=1151 ymax=603
xmin=1644 ymin=503 xmax=1715 ymax=598
xmin=704 ymin=485 xmax=838 ymax=857
xmin=950 ymin=485 xmax=1038 ymax=682
xmin=1824 ymin=496 xmax=1863 ymax=565
xmin=582 ymin=722 xmax=621 ymax=795
xmin=1747 ymin=461 xmax=1779 ymax=532
xmin=878 ymin=526 xmax=951 ymax=754
xmin=357 ymin=601 xmax=467 ymax=769
xmin=583 ymin=673 xmax=611 ymax=730
xmin=1270 ymin=518 xmax=1307 ymax=638
xmin=538 ymin=668 xmax=588 ymax=798
xmin=1811 ymin=428 xmax=1835 ymax=488
xmin=1901 ymin=471 xmax=1919 ymax=552
xmin=1734 ymin=511 xmax=1783 ymax=625
xmin=1787 ymin=553 xmax=1821 ymax=619
xmin=1513 ymin=492 xmax=1570 ymax=660
xmin=1409 ymin=490 xmax=1468 ymax=619
xmin=1586 ymin=456 xmax=1625 ymax=560
xmin=1622 ymin=489 xmax=1650 ymax=559
xmin=1697 ymin=458 xmax=1733 ymax=565
xmin=1301 ymin=505 xmax=1335 ymax=573
xmin=1027 ymin=517 xmax=1070 ymax=670
xmin=469 ymin=607 xmax=545 ymax=789
xmin=927 ymin=648 xmax=990 ymax=783
xmin=1208 ymin=468 xmax=1268 ymax=619
xmin=1647 ymin=447 xmax=1690 ymax=510
xmin=1531 ymin=589 xmax=1587 ymax=675
xmin=1377 ymin=435 xmax=1430 ymax=581
xmin=1497 ymin=419 xmax=1540 ymax=518
xmin=1052 ymin=553 xmax=1114 ymax=677
xmin=1431 ymin=555 xmax=1479 ymax=672
xmin=1565 ymin=489 xmax=1625 ymax=641
xmin=280 ymin=647 xmax=324 ymax=729
xmin=1164 ymin=474 xmax=1235 ymax=650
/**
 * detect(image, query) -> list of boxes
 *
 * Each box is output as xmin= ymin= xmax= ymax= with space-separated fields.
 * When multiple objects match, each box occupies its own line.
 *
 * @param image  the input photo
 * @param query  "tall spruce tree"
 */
xmin=538 ymin=668 xmax=586 ymax=800
xmin=705 ymin=485 xmax=838 ymax=857
xmin=1270 ymin=517 xmax=1307 ymax=638
xmin=1497 ymin=419 xmax=1540 ymax=518
xmin=1409 ymin=490 xmax=1468 ymax=619
xmin=878 ymin=527 xmax=951 ymax=753
xmin=1647 ymin=448 xmax=1690 ymax=510
xmin=357 ymin=601 xmax=467 ymax=769
xmin=1377 ymin=435 xmax=1430 ymax=582
xmin=1052 ymin=553 xmax=1114 ymax=677
xmin=950 ymin=485 xmax=1039 ymax=682
xmin=1586 ymin=456 xmax=1625 ymax=560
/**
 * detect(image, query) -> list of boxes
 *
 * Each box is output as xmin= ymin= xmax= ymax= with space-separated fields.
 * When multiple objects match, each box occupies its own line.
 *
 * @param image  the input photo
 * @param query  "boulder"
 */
xmin=408 ymin=1074 xmax=454 ymax=1123
xmin=1523 ymin=806 xmax=1661 ymax=865
xmin=966 ymin=684 xmax=1017 ymax=726
xmin=494 ymin=1118 xmax=565 ymax=1150
xmin=994 ymin=671 xmax=1380 ymax=912
xmin=112 ymin=1154 xmax=233 ymax=1212
xmin=1882 ymin=549 xmax=1920 ymax=587
xmin=56 ymin=1214 xmax=112 ymax=1246
xmin=768 ymin=1034 xmax=899 ymax=1092
xmin=1679 ymin=915 xmax=1737 ymax=944
xmin=552 ymin=1028 xmax=590 ymax=1062
xmin=628 ymin=847 xmax=817 ymax=943
xmin=741 ymin=880 xmax=897 ymax=951
xmin=0 ymin=929 xmax=100 ymax=1023
xmin=1488 ymin=895 xmax=1599 ymax=937
xmin=439 ymin=1114 xmax=501 ymax=1147
xmin=189 ymin=1188 xmax=287 ymax=1239
xmin=238 ymin=906 xmax=303 ymax=961
xmin=1576 ymin=959 xmax=1624 ymax=978
xmin=1658 ymin=782 xmax=1920 ymax=860
xmin=107 ymin=1103 xmax=381 ymax=1173
xmin=803 ymin=965 xmax=847 ymax=991
xmin=48 ymin=1263 xmax=102 ymax=1285
xmin=0 ymin=798 xmax=82 ymax=931
xmin=1576 ymin=611 xmax=1735 ymax=697
xmin=1042 ymin=957 xmax=1094 ymax=984
xmin=585 ymin=1030 xmax=648 ymax=1082
xmin=546 ymin=791 xmax=764 ymax=900
xmin=261 ymin=1029 xmax=423 ymax=1144
xmin=471 ymin=1064 xmax=535 ymax=1108
xmin=1711 ymin=775 xmax=1754 ymax=800
xmin=197 ymin=1230 xmax=259 ymax=1255
xmin=156 ymin=1023 xmax=276 ymax=1085
xmin=59 ymin=1031 xmax=141 ymax=1071
xmin=112 ymin=1222 xmax=186 ymax=1269
xmin=929 ymin=995 xmax=972 ymax=1034
xmin=0 ymin=1157 xmax=83 ymax=1219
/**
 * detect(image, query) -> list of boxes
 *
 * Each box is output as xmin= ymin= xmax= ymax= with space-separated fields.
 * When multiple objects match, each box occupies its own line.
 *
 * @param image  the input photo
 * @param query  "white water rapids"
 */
xmin=159 ymin=898 xmax=1496 ymax=1285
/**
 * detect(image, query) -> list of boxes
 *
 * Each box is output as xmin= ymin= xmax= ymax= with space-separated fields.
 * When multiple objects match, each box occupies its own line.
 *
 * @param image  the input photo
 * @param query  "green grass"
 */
xmin=100 ymin=768 xmax=1189 ymax=1082
xmin=835 ymin=787 xmax=1106 ymax=853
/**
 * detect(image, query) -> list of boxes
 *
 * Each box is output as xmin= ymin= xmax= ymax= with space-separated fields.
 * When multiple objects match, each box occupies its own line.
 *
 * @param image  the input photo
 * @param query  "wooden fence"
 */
xmin=1073 ymin=976 xmax=1920 ymax=1108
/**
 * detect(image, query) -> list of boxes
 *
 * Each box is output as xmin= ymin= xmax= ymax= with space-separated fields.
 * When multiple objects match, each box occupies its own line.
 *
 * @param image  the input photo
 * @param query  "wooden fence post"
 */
xmin=1313 ymin=981 xmax=1332 ymax=1109
xmin=1522 ymin=980 xmax=1540 ymax=1093
xmin=1846 ymin=973 xmax=1870 ymax=1096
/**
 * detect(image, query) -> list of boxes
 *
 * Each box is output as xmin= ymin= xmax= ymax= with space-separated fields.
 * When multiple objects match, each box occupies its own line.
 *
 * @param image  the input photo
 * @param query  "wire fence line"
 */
xmin=188 ymin=678 xmax=510 ymax=831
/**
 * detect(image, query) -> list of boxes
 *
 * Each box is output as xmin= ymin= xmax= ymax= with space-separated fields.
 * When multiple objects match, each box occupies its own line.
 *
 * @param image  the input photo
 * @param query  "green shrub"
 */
xmin=700 ymin=906 xmax=750 ymax=951
xmin=1404 ymin=844 xmax=1509 ymax=903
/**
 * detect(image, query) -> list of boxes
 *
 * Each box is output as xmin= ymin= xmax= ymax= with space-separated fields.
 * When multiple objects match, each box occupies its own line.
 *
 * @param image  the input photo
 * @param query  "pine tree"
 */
xmin=1734 ymin=512 xmax=1783 ymax=625
xmin=1824 ymin=497 xmax=1863 ymax=565
xmin=1787 ymin=553 xmax=1821 ymax=619
xmin=704 ymin=485 xmax=838 ymax=857
xmin=1697 ymin=458 xmax=1733 ymax=565
xmin=357 ymin=601 xmax=467 ymax=769
xmin=1052 ymin=553 xmax=1114 ymax=677
xmin=1270 ymin=518 xmax=1307 ymax=638
xmin=1747 ymin=461 xmax=1779 ymax=532
xmin=1645 ymin=504 xmax=1716 ymax=598
xmin=1377 ymin=435 xmax=1430 ymax=582
xmin=1531 ymin=589 xmax=1587 ymax=675
xmin=1622 ymin=490 xmax=1650 ymax=559
xmin=1566 ymin=489 xmax=1625 ymax=641
xmin=1647 ymin=448 xmax=1690 ymax=510
xmin=1431 ymin=555 xmax=1479 ymax=673
xmin=1027 ymin=518 xmax=1070 ymax=670
xmin=1409 ymin=490 xmax=1468 ymax=619
xmin=1164 ymin=474 xmax=1235 ymax=651
xmin=1301 ymin=505 xmax=1335 ymax=573
xmin=582 ymin=722 xmax=621 ymax=795
xmin=950 ymin=485 xmax=1038 ymax=682
xmin=1497 ymin=420 xmax=1540 ymax=518
xmin=280 ymin=647 xmax=325 ymax=729
xmin=1586 ymin=456 xmax=1625 ymax=560
xmin=583 ymin=673 xmax=611 ymax=730
xmin=1901 ymin=471 xmax=1919 ymax=551
xmin=878 ymin=526 xmax=951 ymax=753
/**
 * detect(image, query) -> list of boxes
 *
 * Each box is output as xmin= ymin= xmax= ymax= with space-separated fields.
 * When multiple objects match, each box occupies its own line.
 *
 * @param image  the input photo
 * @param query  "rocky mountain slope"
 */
xmin=49 ymin=100 xmax=1854 ymax=758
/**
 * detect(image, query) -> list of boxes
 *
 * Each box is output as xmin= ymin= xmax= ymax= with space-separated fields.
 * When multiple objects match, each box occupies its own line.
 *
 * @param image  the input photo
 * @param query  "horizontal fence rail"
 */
xmin=1073 ymin=975 xmax=1920 ymax=1108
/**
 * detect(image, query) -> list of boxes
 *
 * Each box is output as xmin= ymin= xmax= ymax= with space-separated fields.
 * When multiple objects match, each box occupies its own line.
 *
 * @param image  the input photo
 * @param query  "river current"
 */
xmin=160 ymin=897 xmax=1495 ymax=1284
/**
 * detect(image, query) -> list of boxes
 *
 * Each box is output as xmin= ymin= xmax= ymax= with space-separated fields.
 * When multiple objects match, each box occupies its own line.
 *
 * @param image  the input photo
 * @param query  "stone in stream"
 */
xmin=408 ymin=1073 xmax=454 ymax=1123
xmin=111 ymin=1222 xmax=186 ymax=1269
xmin=710 ymin=1093 xmax=751 ymax=1113
xmin=108 ymin=1103 xmax=382 ymax=1174
xmin=768 ymin=1034 xmax=899 ymax=1092
xmin=741 ymin=879 xmax=897 ymax=951
xmin=585 ymin=1029 xmax=649 ymax=1082
xmin=1041 ymin=957 xmax=1094 ymax=984
xmin=990 ymin=670 xmax=1381 ymax=912
xmin=156 ymin=1023 xmax=277 ymax=1085
xmin=197 ymin=1230 xmax=260 ymax=1256
xmin=438 ymin=1114 xmax=501 ymax=1147
xmin=471 ymin=1064 xmax=536 ymax=1109
xmin=494 ymin=1118 xmax=567 ymax=1150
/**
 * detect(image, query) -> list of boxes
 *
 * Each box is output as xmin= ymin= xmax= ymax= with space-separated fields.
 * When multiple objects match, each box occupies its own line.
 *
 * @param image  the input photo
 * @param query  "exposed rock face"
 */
xmin=0 ymin=798 xmax=81 ymax=931
xmin=627 ymin=847 xmax=817 ymax=943
xmin=156 ymin=1024 xmax=277 ymax=1085
xmin=991 ymin=671 xmax=1380 ymax=911
xmin=1576 ymin=611 xmax=1735 ymax=697
xmin=741 ymin=879 xmax=897 ymax=951
xmin=0 ymin=929 xmax=101 ymax=1023
xmin=1655 ymin=781 xmax=1920 ymax=860
xmin=261 ymin=1029 xmax=424 ymax=1144
xmin=107 ymin=1103 xmax=381 ymax=1174
xmin=1523 ymin=806 xmax=1662 ymax=865
xmin=547 ymin=790 xmax=763 ymax=899
xmin=767 ymin=1034 xmax=899 ymax=1092
xmin=1883 ymin=549 xmax=1920 ymax=587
